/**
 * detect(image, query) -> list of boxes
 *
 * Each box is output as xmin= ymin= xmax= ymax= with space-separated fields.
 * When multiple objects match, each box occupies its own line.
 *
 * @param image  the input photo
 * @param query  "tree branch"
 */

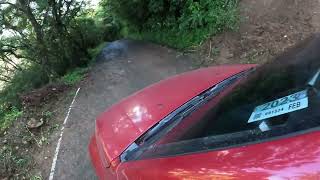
xmin=0 ymin=0 xmax=26 ymax=13
xmin=0 ymin=77 xmax=11 ymax=83
xmin=0 ymin=71 xmax=12 ymax=81
xmin=1 ymin=55 xmax=23 ymax=71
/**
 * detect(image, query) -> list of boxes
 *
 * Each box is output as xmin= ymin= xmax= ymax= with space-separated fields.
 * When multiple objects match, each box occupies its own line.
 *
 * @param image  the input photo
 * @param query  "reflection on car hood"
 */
xmin=95 ymin=64 xmax=257 ymax=162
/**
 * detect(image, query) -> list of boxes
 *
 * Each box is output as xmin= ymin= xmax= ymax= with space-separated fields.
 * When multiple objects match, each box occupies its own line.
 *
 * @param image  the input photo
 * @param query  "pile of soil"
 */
xmin=20 ymin=83 xmax=69 ymax=109
xmin=199 ymin=0 xmax=320 ymax=65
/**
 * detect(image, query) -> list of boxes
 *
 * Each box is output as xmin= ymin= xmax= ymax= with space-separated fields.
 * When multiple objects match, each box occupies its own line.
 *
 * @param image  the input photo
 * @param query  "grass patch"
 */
xmin=0 ymin=107 xmax=23 ymax=133
xmin=60 ymin=68 xmax=88 ymax=86
xmin=128 ymin=28 xmax=215 ymax=49
xmin=30 ymin=175 xmax=43 ymax=180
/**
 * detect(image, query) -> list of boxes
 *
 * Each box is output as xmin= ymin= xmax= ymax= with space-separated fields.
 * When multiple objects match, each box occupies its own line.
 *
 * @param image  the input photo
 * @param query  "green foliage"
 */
xmin=71 ymin=17 xmax=105 ymax=48
xmin=94 ymin=7 xmax=122 ymax=41
xmin=0 ymin=0 xmax=121 ymax=114
xmin=61 ymin=68 xmax=88 ymax=86
xmin=30 ymin=175 xmax=43 ymax=180
xmin=102 ymin=0 xmax=239 ymax=49
xmin=43 ymin=111 xmax=54 ymax=119
xmin=128 ymin=27 xmax=212 ymax=49
xmin=0 ymin=145 xmax=30 ymax=178
xmin=0 ymin=65 xmax=49 ymax=108
xmin=0 ymin=107 xmax=22 ymax=133
xmin=0 ymin=0 xmax=119 ymax=81
xmin=88 ymin=42 xmax=109 ymax=61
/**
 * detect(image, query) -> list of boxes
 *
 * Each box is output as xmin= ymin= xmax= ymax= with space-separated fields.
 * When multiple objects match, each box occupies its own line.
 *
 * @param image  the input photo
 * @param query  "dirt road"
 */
xmin=50 ymin=40 xmax=197 ymax=179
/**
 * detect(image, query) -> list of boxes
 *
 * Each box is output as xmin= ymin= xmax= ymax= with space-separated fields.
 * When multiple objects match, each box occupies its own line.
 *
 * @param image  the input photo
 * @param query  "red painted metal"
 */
xmin=90 ymin=128 xmax=320 ymax=179
xmin=88 ymin=64 xmax=320 ymax=179
xmin=117 ymin=130 xmax=320 ymax=179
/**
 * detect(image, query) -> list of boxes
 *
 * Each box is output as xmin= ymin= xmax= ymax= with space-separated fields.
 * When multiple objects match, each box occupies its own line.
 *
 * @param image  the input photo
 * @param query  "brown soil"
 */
xmin=0 ymin=84 xmax=76 ymax=179
xmin=20 ymin=83 xmax=70 ymax=110
xmin=199 ymin=0 xmax=320 ymax=66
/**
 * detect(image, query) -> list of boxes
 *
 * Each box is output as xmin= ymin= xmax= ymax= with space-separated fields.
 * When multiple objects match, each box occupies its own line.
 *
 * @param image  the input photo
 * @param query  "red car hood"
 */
xmin=95 ymin=64 xmax=256 ymax=162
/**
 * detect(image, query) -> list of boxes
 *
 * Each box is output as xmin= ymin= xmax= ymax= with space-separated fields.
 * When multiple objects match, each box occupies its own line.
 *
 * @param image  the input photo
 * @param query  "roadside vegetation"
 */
xmin=0 ymin=0 xmax=240 ymax=178
xmin=0 ymin=0 xmax=120 ymax=132
xmin=100 ymin=0 xmax=239 ymax=49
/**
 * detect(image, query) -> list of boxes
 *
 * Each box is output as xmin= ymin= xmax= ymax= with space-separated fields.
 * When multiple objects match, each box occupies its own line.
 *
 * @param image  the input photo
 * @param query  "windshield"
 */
xmin=122 ymin=48 xmax=320 ymax=162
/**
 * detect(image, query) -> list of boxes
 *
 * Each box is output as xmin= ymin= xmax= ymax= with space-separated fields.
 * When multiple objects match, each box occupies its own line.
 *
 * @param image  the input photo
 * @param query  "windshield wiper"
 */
xmin=120 ymin=68 xmax=255 ymax=162
xmin=136 ymin=95 xmax=204 ymax=145
xmin=136 ymin=68 xmax=255 ymax=146
xmin=120 ymin=96 xmax=205 ymax=162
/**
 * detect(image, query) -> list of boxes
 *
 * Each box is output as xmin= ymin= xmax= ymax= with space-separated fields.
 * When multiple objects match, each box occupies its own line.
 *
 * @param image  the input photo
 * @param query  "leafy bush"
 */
xmin=102 ymin=0 xmax=239 ymax=48
xmin=0 ymin=107 xmax=22 ymax=133
xmin=60 ymin=68 xmax=88 ymax=86
xmin=94 ymin=7 xmax=122 ymax=41
xmin=41 ymin=15 xmax=109 ymax=76
xmin=0 ymin=65 xmax=49 ymax=108
xmin=88 ymin=42 xmax=109 ymax=61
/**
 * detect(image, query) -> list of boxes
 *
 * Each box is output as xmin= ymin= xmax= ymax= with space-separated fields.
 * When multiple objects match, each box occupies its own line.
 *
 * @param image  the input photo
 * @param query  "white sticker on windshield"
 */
xmin=248 ymin=90 xmax=309 ymax=123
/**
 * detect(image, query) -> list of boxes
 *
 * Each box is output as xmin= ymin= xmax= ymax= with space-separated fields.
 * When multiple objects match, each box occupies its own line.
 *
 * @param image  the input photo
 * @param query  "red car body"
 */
xmin=89 ymin=64 xmax=320 ymax=179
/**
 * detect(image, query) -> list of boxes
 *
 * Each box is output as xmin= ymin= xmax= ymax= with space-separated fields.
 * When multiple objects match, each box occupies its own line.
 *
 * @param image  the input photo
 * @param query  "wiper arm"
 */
xmin=307 ymin=68 xmax=320 ymax=95
xmin=203 ymin=68 xmax=254 ymax=99
xmin=308 ymin=68 xmax=320 ymax=87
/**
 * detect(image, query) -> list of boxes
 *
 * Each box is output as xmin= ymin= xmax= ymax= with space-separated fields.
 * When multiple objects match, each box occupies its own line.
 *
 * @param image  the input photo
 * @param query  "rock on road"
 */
xmin=52 ymin=40 xmax=197 ymax=179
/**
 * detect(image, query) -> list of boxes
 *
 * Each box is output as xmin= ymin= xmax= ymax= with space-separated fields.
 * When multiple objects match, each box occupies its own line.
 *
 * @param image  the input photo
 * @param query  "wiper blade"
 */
xmin=137 ymin=96 xmax=203 ymax=145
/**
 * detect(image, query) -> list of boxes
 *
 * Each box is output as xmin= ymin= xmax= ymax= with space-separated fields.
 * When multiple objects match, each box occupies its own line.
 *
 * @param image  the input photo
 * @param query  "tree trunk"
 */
xmin=17 ymin=0 xmax=51 ymax=75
